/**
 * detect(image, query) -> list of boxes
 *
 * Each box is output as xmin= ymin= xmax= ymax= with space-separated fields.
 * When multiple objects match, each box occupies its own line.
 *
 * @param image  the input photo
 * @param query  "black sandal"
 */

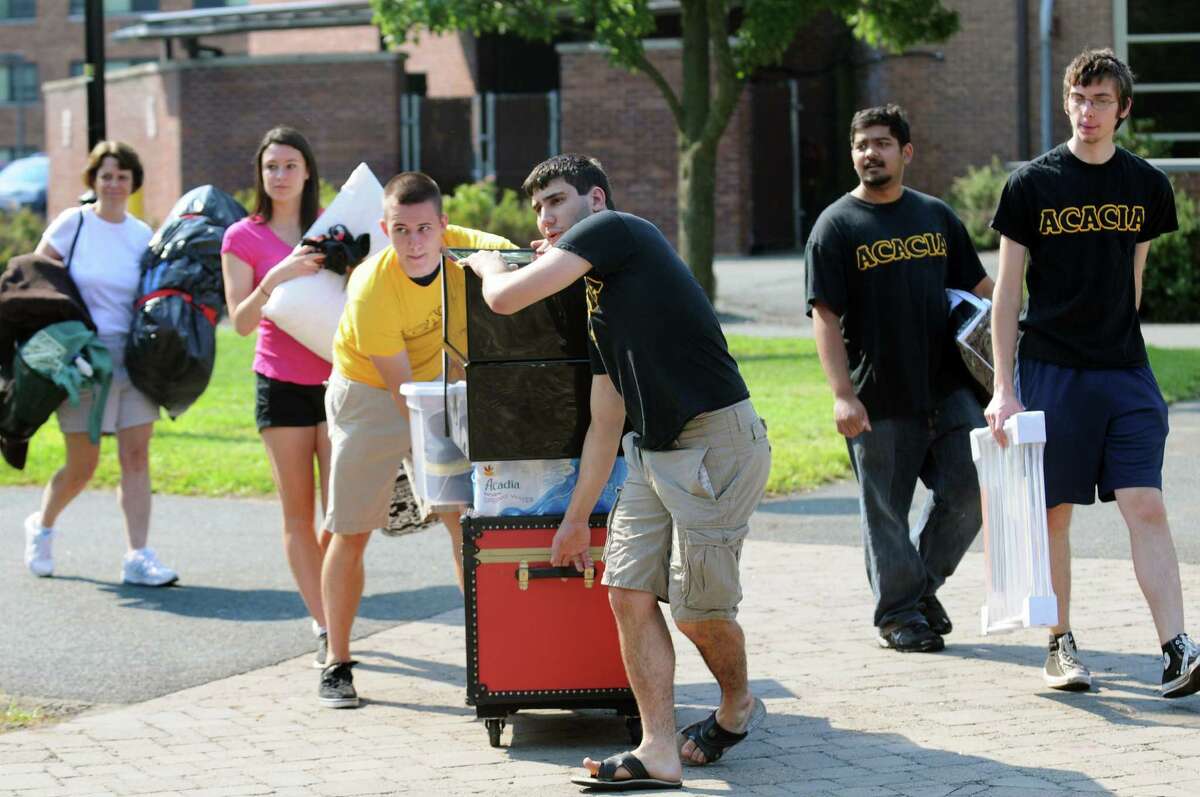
xmin=569 ymin=751 xmax=683 ymax=791
xmin=677 ymin=697 xmax=766 ymax=765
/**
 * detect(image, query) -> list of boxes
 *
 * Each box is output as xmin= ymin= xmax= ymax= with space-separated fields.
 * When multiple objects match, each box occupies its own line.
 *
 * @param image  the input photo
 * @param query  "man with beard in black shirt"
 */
xmin=462 ymin=155 xmax=770 ymax=791
xmin=806 ymin=104 xmax=993 ymax=654
xmin=987 ymin=48 xmax=1199 ymax=699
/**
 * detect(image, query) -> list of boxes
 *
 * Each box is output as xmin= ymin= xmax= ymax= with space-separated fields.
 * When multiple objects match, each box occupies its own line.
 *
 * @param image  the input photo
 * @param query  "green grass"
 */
xmin=727 ymin=335 xmax=853 ymax=495
xmin=0 ymin=327 xmax=276 ymax=497
xmin=727 ymin=336 xmax=1200 ymax=495
xmin=0 ymin=693 xmax=89 ymax=734
xmin=1 ymin=701 xmax=41 ymax=730
xmin=2 ymin=331 xmax=1198 ymax=498
xmin=1146 ymin=347 xmax=1200 ymax=404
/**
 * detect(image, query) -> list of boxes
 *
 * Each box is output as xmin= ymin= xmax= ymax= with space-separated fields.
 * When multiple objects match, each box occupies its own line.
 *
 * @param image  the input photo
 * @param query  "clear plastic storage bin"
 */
xmin=399 ymin=381 xmax=472 ymax=504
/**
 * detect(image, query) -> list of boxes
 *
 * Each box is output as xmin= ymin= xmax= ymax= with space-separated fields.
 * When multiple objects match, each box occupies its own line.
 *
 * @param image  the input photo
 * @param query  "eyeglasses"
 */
xmin=1068 ymin=93 xmax=1118 ymax=111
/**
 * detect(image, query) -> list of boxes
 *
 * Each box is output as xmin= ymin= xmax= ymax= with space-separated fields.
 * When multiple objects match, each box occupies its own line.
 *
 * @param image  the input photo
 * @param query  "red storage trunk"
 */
xmin=463 ymin=514 xmax=639 ymax=747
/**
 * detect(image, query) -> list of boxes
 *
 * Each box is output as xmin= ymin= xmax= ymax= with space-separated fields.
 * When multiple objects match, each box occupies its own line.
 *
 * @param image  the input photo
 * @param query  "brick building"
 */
xmin=43 ymin=51 xmax=404 ymax=220
xmin=0 ymin=0 xmax=250 ymax=166
xmin=34 ymin=0 xmax=1200 ymax=245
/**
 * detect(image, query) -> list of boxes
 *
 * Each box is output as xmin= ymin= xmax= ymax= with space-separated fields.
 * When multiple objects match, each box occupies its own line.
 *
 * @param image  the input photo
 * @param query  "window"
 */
xmin=69 ymin=57 xmax=155 ymax=77
xmin=1115 ymin=1 xmax=1200 ymax=157
xmin=0 ymin=0 xmax=35 ymax=20
xmin=0 ymin=61 xmax=38 ymax=104
xmin=69 ymin=0 xmax=159 ymax=16
xmin=193 ymin=0 xmax=248 ymax=8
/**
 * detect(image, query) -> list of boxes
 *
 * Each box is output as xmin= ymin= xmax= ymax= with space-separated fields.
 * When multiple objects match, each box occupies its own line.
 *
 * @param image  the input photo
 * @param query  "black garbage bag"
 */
xmin=302 ymin=224 xmax=372 ymax=275
xmin=126 ymin=185 xmax=242 ymax=419
xmin=125 ymin=294 xmax=215 ymax=420
xmin=148 ymin=216 xmax=226 ymax=263
xmin=139 ymin=251 xmax=225 ymax=313
xmin=164 ymin=185 xmax=248 ymax=229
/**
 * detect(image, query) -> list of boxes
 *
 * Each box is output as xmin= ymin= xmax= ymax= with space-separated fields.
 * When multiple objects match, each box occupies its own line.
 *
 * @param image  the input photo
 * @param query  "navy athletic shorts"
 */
xmin=1016 ymin=357 xmax=1168 ymax=506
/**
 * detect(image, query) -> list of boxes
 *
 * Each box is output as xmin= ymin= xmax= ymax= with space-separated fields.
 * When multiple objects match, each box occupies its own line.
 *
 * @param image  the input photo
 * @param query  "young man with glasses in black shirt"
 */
xmin=987 ymin=48 xmax=1198 ymax=698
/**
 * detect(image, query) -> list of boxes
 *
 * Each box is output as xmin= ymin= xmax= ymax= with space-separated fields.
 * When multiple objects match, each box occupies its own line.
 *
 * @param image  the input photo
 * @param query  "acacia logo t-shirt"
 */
xmin=991 ymin=144 xmax=1177 ymax=368
xmin=804 ymin=189 xmax=986 ymax=420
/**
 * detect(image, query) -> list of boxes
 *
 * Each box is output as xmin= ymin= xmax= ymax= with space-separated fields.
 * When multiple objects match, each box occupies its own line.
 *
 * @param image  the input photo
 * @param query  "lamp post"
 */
xmin=84 ymin=0 xmax=106 ymax=149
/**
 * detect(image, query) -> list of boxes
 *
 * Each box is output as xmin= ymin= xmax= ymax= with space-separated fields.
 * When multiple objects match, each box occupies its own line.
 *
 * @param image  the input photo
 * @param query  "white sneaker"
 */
xmin=24 ymin=513 xmax=54 ymax=577
xmin=121 ymin=547 xmax=178 ymax=587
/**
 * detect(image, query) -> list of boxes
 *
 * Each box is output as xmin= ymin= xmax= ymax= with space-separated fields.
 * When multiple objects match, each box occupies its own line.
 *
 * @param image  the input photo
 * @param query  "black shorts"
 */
xmin=255 ymin=373 xmax=328 ymax=431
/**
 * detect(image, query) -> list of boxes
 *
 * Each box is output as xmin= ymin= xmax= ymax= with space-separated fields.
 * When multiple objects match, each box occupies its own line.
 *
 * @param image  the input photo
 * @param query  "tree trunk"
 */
xmin=678 ymin=137 xmax=719 ymax=300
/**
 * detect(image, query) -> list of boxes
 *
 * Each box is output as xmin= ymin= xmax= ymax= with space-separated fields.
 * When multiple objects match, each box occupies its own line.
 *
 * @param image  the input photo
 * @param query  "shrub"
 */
xmin=1120 ymin=119 xmax=1200 ymax=321
xmin=443 ymin=180 xmax=539 ymax=247
xmin=1140 ymin=186 xmax=1200 ymax=322
xmin=0 ymin=209 xmax=47 ymax=264
xmin=944 ymin=157 xmax=1007 ymax=251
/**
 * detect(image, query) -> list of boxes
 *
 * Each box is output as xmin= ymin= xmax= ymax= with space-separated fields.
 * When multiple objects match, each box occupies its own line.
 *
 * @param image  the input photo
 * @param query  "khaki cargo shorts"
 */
xmin=602 ymin=399 xmax=771 ymax=622
xmin=324 ymin=372 xmax=411 ymax=534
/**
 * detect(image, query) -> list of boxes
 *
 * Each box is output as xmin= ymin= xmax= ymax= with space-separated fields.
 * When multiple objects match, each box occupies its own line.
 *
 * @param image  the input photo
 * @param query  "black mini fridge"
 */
xmin=442 ymin=250 xmax=593 ymax=461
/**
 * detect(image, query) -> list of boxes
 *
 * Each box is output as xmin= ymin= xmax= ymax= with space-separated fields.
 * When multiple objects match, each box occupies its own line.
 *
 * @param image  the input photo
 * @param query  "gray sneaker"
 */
xmin=23 ymin=513 xmax=54 ymax=578
xmin=318 ymin=661 xmax=360 ymax=708
xmin=1044 ymin=631 xmax=1092 ymax=691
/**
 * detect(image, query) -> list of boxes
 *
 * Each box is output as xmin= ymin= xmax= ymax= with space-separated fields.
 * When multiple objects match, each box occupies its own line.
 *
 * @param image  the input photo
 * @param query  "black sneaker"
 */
xmin=877 ymin=621 xmax=945 ymax=653
xmin=1043 ymin=631 xmax=1091 ymax=691
xmin=318 ymin=661 xmax=360 ymax=708
xmin=313 ymin=632 xmax=328 ymax=670
xmin=919 ymin=595 xmax=953 ymax=636
xmin=1161 ymin=634 xmax=1200 ymax=698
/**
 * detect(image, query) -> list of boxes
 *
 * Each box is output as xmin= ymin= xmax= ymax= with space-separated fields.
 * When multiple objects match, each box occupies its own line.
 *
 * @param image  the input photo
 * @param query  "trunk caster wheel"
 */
xmin=486 ymin=717 xmax=506 ymax=747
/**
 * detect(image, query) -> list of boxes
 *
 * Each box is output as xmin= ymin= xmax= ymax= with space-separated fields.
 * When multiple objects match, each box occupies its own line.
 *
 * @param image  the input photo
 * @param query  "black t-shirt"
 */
xmin=990 ymin=143 xmax=1178 ymax=368
xmin=804 ymin=188 xmax=986 ymax=420
xmin=555 ymin=210 xmax=749 ymax=450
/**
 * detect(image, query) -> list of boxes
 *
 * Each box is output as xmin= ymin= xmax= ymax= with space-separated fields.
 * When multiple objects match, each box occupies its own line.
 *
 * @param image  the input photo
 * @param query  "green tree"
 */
xmin=372 ymin=0 xmax=959 ymax=299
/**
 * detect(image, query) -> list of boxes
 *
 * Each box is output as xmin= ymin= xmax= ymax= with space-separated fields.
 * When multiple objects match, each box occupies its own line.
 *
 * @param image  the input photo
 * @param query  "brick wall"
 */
xmin=557 ymin=42 xmax=752 ymax=255
xmin=245 ymin=0 xmax=476 ymax=98
xmin=1027 ymin=0 xmax=1115 ymax=154
xmin=857 ymin=0 xmax=1112 ymax=199
xmin=43 ymin=53 xmax=406 ymax=223
xmin=245 ymin=0 xmax=379 ymax=59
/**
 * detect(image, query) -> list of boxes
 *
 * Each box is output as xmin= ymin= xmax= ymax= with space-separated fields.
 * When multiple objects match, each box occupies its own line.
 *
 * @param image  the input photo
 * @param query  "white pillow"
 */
xmin=262 ymin=269 xmax=346 ymax=362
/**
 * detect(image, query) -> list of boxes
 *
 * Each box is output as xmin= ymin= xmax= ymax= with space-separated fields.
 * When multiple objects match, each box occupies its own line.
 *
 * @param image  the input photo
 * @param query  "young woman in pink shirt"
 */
xmin=221 ymin=127 xmax=332 ymax=667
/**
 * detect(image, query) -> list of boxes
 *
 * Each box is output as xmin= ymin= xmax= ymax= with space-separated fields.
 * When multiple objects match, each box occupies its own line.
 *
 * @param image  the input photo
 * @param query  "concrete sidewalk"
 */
xmin=714 ymin=254 xmax=1200 ymax=349
xmin=3 ymin=533 xmax=1199 ymax=796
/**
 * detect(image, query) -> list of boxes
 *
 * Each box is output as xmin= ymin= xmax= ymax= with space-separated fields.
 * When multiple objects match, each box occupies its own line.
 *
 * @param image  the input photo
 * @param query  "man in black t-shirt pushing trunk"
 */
xmin=462 ymin=155 xmax=770 ymax=791
xmin=987 ymin=48 xmax=1199 ymax=699
xmin=806 ymin=105 xmax=994 ymax=654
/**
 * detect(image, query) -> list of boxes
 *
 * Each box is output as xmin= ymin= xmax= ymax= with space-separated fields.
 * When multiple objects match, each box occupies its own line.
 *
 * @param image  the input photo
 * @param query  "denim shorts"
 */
xmin=1017 ymin=358 xmax=1168 ymax=506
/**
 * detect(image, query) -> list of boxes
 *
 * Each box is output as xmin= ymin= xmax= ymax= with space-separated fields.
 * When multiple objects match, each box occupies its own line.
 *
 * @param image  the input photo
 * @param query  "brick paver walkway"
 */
xmin=3 ymin=538 xmax=1198 ymax=796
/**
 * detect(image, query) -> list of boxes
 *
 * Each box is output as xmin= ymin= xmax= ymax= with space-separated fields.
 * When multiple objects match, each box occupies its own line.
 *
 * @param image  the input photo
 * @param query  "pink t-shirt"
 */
xmin=221 ymin=217 xmax=332 ymax=386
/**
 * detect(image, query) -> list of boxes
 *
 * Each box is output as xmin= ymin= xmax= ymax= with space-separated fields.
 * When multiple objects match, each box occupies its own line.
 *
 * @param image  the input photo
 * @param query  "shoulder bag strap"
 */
xmin=65 ymin=210 xmax=85 ymax=271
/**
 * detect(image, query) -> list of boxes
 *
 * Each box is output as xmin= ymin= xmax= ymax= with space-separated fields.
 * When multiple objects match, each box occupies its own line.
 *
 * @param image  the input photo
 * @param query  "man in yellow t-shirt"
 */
xmin=319 ymin=171 xmax=514 ymax=709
